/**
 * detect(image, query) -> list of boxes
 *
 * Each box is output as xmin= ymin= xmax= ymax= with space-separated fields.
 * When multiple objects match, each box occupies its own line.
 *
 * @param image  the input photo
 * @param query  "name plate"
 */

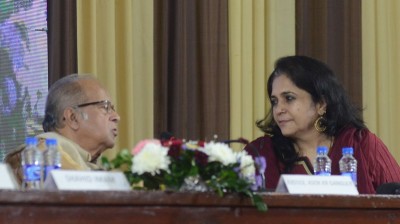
xmin=0 ymin=163 xmax=19 ymax=190
xmin=276 ymin=174 xmax=359 ymax=195
xmin=44 ymin=170 xmax=131 ymax=191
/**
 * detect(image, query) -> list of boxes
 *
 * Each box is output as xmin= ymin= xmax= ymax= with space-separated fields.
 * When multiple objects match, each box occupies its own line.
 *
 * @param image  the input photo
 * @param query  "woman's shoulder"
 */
xmin=336 ymin=126 xmax=372 ymax=142
xmin=246 ymin=135 xmax=273 ymax=157
xmin=248 ymin=135 xmax=273 ymax=146
xmin=335 ymin=126 xmax=386 ymax=153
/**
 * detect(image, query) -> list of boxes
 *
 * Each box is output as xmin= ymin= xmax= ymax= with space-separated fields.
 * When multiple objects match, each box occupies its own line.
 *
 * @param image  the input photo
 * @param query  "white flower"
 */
xmin=131 ymin=143 xmax=171 ymax=175
xmin=202 ymin=142 xmax=236 ymax=166
xmin=236 ymin=151 xmax=256 ymax=183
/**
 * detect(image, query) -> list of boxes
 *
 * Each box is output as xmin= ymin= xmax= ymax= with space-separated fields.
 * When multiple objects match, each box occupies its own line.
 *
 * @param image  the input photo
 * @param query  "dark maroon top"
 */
xmin=245 ymin=126 xmax=400 ymax=194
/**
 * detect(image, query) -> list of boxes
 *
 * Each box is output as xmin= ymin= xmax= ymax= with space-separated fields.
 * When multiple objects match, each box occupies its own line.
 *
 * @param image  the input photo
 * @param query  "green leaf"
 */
xmin=101 ymin=157 xmax=112 ymax=170
xmin=252 ymin=194 xmax=268 ymax=212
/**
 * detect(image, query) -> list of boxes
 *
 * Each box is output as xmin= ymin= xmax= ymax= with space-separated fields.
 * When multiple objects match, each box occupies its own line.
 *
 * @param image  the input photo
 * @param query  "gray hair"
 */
xmin=42 ymin=74 xmax=95 ymax=132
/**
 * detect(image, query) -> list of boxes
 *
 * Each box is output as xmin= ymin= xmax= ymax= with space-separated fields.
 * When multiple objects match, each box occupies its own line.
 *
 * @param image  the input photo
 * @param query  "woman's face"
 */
xmin=270 ymin=74 xmax=326 ymax=139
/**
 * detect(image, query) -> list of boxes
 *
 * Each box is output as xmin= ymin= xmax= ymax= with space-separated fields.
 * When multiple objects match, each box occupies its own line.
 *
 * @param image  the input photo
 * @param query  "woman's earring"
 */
xmin=314 ymin=114 xmax=327 ymax=132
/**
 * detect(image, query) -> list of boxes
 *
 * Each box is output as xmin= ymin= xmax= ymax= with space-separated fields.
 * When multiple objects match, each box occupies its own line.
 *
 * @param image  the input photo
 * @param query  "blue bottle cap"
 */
xmin=317 ymin=146 xmax=328 ymax=154
xmin=25 ymin=137 xmax=38 ymax=145
xmin=342 ymin=147 xmax=354 ymax=154
xmin=45 ymin=138 xmax=57 ymax=146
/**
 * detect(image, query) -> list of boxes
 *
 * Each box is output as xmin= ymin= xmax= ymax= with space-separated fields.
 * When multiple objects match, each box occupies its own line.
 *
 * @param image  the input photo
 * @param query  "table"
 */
xmin=1 ymin=190 xmax=400 ymax=223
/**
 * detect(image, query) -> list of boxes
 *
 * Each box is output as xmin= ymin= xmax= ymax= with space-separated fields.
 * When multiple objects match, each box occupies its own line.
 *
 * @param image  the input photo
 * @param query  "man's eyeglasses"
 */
xmin=75 ymin=100 xmax=116 ymax=114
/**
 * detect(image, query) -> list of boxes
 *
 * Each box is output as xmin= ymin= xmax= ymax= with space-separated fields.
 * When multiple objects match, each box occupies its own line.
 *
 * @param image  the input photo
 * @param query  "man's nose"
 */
xmin=110 ymin=111 xmax=120 ymax=122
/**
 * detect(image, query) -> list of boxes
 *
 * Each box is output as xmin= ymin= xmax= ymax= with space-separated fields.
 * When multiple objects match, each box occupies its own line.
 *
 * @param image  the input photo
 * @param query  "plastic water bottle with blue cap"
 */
xmin=43 ymin=138 xmax=61 ymax=181
xmin=339 ymin=147 xmax=357 ymax=186
xmin=21 ymin=137 xmax=43 ymax=190
xmin=313 ymin=146 xmax=331 ymax=176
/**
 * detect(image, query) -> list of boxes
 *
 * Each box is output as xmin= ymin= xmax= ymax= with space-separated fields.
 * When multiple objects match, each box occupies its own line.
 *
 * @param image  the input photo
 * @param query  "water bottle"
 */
xmin=21 ymin=137 xmax=43 ymax=190
xmin=313 ymin=146 xmax=331 ymax=176
xmin=43 ymin=138 xmax=61 ymax=181
xmin=339 ymin=147 xmax=357 ymax=186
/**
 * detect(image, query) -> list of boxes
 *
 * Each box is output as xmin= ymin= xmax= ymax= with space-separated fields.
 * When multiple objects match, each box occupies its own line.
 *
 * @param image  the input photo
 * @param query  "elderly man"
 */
xmin=5 ymin=74 xmax=120 ymax=183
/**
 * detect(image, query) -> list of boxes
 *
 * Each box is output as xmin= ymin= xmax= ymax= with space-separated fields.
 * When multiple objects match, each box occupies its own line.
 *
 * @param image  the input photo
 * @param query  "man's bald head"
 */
xmin=42 ymin=74 xmax=99 ymax=132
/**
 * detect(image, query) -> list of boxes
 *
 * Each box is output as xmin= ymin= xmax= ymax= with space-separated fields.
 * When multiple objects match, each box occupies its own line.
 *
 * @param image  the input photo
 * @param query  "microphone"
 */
xmin=376 ymin=182 xmax=400 ymax=195
xmin=222 ymin=138 xmax=266 ymax=191
xmin=222 ymin=138 xmax=249 ymax=145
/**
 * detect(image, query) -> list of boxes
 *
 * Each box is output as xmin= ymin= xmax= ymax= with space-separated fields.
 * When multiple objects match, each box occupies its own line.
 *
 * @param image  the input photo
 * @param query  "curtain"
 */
xmin=77 ymin=0 xmax=154 ymax=157
xmin=296 ymin=0 xmax=362 ymax=107
xmin=47 ymin=0 xmax=78 ymax=86
xmin=362 ymin=0 xmax=400 ymax=161
xmin=228 ymin=0 xmax=296 ymax=142
xmin=154 ymin=0 xmax=230 ymax=141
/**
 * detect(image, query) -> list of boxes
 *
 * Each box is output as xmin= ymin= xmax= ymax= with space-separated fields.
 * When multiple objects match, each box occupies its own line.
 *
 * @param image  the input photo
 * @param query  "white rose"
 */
xmin=203 ymin=142 xmax=236 ymax=165
xmin=236 ymin=151 xmax=256 ymax=183
xmin=131 ymin=143 xmax=170 ymax=175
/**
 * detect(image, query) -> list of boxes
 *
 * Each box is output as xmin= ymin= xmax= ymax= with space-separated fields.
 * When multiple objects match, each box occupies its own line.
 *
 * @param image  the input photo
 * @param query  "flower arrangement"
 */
xmin=102 ymin=137 xmax=267 ymax=211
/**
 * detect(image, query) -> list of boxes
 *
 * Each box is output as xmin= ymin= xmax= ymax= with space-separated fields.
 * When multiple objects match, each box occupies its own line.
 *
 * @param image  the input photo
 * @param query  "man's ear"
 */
xmin=63 ymin=108 xmax=80 ymax=130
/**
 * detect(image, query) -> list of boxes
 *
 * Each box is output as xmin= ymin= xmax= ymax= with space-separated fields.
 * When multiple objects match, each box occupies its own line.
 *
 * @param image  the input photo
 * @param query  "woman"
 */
xmin=246 ymin=55 xmax=400 ymax=194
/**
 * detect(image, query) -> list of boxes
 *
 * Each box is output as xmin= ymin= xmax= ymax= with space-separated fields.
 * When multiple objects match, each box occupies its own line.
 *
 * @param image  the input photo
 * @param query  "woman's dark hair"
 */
xmin=256 ymin=55 xmax=365 ymax=172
